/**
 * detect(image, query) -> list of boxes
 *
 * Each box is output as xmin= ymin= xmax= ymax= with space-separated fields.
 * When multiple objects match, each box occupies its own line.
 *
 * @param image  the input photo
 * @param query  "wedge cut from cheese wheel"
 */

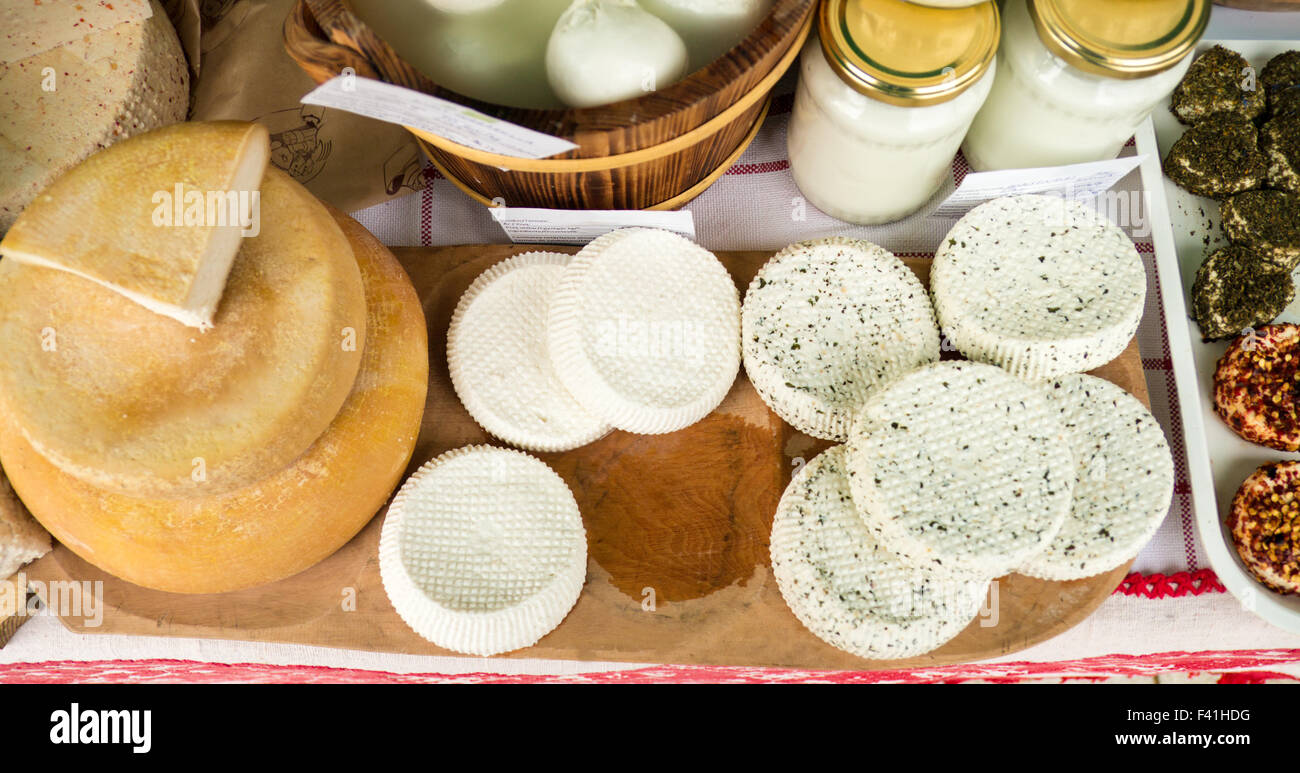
xmin=0 ymin=208 xmax=428 ymax=594
xmin=1018 ymin=374 xmax=1174 ymax=581
xmin=448 ymin=252 xmax=611 ymax=452
xmin=0 ymin=168 xmax=366 ymax=499
xmin=1 ymin=121 xmax=270 ymax=328
xmin=770 ymin=446 xmax=989 ymax=660
xmin=742 ymin=238 xmax=939 ymax=441
xmin=548 ymin=227 xmax=741 ymax=434
xmin=845 ymin=361 xmax=1074 ymax=576
xmin=930 ymin=195 xmax=1145 ymax=381
xmin=379 ymin=445 xmax=587 ymax=656
xmin=0 ymin=0 xmax=189 ymax=232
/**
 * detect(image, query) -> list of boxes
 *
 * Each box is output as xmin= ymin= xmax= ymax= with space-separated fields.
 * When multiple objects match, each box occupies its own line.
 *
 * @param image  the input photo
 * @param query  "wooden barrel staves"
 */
xmin=283 ymin=0 xmax=817 ymax=211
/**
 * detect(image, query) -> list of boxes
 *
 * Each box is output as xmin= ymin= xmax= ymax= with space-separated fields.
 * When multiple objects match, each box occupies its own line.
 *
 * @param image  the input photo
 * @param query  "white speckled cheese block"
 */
xmin=845 ymin=361 xmax=1074 ymax=576
xmin=448 ymin=252 xmax=611 ymax=452
xmin=770 ymin=446 xmax=989 ymax=660
xmin=547 ymin=228 xmax=741 ymax=434
xmin=0 ymin=0 xmax=189 ymax=231
xmin=1019 ymin=374 xmax=1174 ymax=581
xmin=378 ymin=446 xmax=588 ymax=657
xmin=930 ymin=195 xmax=1145 ymax=381
xmin=742 ymin=238 xmax=940 ymax=441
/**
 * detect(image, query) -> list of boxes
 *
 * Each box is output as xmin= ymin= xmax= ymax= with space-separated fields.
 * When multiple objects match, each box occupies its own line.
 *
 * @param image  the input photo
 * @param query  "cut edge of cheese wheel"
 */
xmin=0 ymin=121 xmax=270 ymax=329
xmin=0 ymin=209 xmax=429 ymax=594
xmin=0 ymin=168 xmax=367 ymax=499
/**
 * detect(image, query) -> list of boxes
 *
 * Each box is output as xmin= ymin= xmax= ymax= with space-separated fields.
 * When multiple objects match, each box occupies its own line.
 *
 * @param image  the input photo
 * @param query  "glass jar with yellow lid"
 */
xmin=962 ymin=0 xmax=1210 ymax=171
xmin=787 ymin=0 xmax=999 ymax=225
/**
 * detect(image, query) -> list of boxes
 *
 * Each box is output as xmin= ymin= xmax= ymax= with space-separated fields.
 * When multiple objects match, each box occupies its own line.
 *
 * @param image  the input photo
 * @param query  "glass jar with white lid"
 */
xmin=787 ymin=0 xmax=999 ymax=225
xmin=962 ymin=0 xmax=1210 ymax=171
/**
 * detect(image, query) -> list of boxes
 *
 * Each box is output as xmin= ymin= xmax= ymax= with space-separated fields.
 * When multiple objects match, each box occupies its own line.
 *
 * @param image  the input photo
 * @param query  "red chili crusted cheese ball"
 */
xmin=1214 ymin=324 xmax=1300 ymax=451
xmin=1228 ymin=461 xmax=1300 ymax=595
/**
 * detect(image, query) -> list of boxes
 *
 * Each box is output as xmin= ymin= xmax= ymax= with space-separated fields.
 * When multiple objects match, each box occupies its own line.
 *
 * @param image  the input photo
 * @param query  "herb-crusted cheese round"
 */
xmin=931 ymin=194 xmax=1145 ymax=381
xmin=1018 ymin=374 xmax=1174 ymax=581
xmin=379 ymin=446 xmax=588 ymax=656
xmin=741 ymin=238 xmax=939 ymax=441
xmin=547 ymin=228 xmax=741 ymax=435
xmin=770 ymin=446 xmax=988 ymax=660
xmin=448 ymin=252 xmax=610 ymax=452
xmin=845 ymin=361 xmax=1074 ymax=576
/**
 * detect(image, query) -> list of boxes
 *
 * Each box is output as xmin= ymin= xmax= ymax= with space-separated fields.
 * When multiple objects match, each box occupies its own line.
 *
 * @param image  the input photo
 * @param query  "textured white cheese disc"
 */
xmin=845 ymin=361 xmax=1074 ymax=576
xmin=548 ymin=228 xmax=741 ymax=434
xmin=930 ymin=195 xmax=1145 ymax=381
xmin=770 ymin=446 xmax=989 ymax=660
xmin=379 ymin=446 xmax=588 ymax=656
xmin=448 ymin=252 xmax=611 ymax=452
xmin=742 ymin=238 xmax=939 ymax=441
xmin=1018 ymin=374 xmax=1174 ymax=580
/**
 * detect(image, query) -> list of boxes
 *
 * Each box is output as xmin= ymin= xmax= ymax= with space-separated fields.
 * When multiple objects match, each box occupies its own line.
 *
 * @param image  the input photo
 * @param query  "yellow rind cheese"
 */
xmin=0 ymin=169 xmax=367 ymax=500
xmin=1 ymin=121 xmax=271 ymax=328
xmin=0 ymin=209 xmax=429 ymax=594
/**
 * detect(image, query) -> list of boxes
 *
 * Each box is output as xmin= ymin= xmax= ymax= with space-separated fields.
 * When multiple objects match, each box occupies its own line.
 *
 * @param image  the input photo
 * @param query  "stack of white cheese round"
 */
xmin=448 ymin=227 xmax=742 ymax=450
xmin=754 ymin=204 xmax=1173 ymax=661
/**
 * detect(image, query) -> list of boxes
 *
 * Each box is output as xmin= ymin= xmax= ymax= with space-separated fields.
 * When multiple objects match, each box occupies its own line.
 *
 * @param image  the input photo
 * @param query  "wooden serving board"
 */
xmin=24 ymin=245 xmax=1148 ymax=670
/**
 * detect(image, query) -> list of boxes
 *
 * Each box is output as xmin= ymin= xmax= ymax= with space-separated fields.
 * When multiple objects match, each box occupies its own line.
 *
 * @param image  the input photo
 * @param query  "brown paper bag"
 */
xmin=182 ymin=0 xmax=424 ymax=212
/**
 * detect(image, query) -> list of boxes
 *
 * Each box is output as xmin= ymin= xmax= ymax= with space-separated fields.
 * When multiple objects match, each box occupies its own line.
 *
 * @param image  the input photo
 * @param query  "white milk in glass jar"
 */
xmin=788 ymin=0 xmax=999 ymax=225
xmin=962 ymin=0 xmax=1209 ymax=171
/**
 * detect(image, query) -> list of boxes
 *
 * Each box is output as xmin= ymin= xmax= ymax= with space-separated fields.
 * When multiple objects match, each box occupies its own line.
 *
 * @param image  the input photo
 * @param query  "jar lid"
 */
xmin=819 ymin=0 xmax=1000 ymax=107
xmin=1028 ymin=0 xmax=1210 ymax=79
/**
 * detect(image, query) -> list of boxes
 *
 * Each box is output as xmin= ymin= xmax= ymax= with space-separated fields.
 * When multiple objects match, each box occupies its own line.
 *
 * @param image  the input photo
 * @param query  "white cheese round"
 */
xmin=448 ymin=252 xmax=611 ymax=452
xmin=379 ymin=446 xmax=588 ymax=657
xmin=546 ymin=0 xmax=688 ymax=108
xmin=930 ymin=195 xmax=1145 ymax=381
xmin=845 ymin=361 xmax=1074 ymax=576
xmin=1018 ymin=374 xmax=1174 ymax=581
xmin=742 ymin=238 xmax=939 ymax=441
xmin=770 ymin=446 xmax=989 ymax=660
xmin=547 ymin=227 xmax=741 ymax=435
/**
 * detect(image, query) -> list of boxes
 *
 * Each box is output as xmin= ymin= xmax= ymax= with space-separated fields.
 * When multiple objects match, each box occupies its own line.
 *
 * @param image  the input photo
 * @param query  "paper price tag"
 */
xmin=934 ymin=156 xmax=1145 ymax=219
xmin=301 ymin=76 xmax=578 ymax=160
xmin=489 ymin=208 xmax=697 ymax=245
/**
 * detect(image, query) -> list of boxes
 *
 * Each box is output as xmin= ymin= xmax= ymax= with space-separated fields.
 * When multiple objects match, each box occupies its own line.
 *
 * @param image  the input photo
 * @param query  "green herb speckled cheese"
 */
xmin=931 ymin=194 xmax=1145 ymax=381
xmin=741 ymin=238 xmax=939 ymax=441
xmin=845 ymin=361 xmax=1074 ymax=576
xmin=769 ymin=445 xmax=989 ymax=660
xmin=1018 ymin=374 xmax=1174 ymax=581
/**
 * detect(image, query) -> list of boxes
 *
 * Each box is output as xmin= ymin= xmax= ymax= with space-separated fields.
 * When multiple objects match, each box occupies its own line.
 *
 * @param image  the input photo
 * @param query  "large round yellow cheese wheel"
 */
xmin=0 ymin=168 xmax=367 ymax=499
xmin=0 ymin=210 xmax=429 ymax=593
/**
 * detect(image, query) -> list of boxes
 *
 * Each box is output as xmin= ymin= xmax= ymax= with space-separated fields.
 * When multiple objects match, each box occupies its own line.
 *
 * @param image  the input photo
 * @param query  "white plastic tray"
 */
xmin=1137 ymin=38 xmax=1300 ymax=633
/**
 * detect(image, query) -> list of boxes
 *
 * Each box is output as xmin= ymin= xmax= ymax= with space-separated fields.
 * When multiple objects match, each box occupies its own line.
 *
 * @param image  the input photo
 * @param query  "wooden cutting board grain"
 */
xmin=23 ymin=244 xmax=1148 ymax=670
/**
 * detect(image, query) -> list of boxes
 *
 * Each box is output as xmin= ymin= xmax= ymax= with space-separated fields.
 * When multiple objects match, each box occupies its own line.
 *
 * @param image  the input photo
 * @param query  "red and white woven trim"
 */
xmin=1115 ymin=570 xmax=1225 ymax=598
xmin=2 ymin=649 xmax=1295 ymax=684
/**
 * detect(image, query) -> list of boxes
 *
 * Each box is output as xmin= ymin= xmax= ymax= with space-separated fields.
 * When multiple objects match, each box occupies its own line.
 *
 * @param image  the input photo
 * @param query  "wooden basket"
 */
xmin=283 ymin=0 xmax=816 ymax=211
